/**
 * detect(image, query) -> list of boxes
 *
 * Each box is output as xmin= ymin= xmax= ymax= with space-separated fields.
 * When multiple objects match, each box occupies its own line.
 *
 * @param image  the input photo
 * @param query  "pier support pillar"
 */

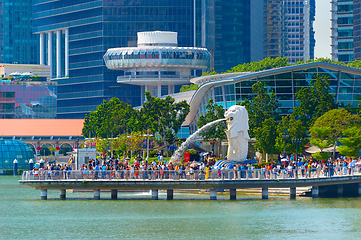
xmin=262 ymin=188 xmax=268 ymax=200
xmin=60 ymin=189 xmax=66 ymax=200
xmin=152 ymin=189 xmax=158 ymax=200
xmin=41 ymin=189 xmax=47 ymax=200
xmin=210 ymin=189 xmax=217 ymax=200
xmin=337 ymin=184 xmax=343 ymax=198
xmin=94 ymin=189 xmax=100 ymax=200
xmin=290 ymin=187 xmax=296 ymax=199
xmin=167 ymin=189 xmax=173 ymax=200
xmin=111 ymin=189 xmax=117 ymax=200
xmin=312 ymin=186 xmax=319 ymax=198
xmin=230 ymin=189 xmax=237 ymax=200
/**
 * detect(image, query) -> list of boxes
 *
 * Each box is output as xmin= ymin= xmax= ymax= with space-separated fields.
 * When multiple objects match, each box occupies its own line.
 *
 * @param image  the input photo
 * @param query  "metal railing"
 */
xmin=21 ymin=167 xmax=361 ymax=181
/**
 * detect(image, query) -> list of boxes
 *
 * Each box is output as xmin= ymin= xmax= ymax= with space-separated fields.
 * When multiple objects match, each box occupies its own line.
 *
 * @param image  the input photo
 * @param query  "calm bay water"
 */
xmin=1 ymin=176 xmax=361 ymax=239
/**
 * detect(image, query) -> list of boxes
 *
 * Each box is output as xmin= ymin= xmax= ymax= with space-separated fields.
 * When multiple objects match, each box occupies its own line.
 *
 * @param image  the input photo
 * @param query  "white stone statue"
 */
xmin=225 ymin=105 xmax=250 ymax=162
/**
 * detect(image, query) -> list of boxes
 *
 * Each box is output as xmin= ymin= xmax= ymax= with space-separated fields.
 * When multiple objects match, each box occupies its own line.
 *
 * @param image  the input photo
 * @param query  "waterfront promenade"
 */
xmin=20 ymin=168 xmax=361 ymax=200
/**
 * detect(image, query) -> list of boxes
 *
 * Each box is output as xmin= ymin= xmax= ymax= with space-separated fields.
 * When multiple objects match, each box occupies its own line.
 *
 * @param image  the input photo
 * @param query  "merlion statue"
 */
xmin=225 ymin=105 xmax=250 ymax=162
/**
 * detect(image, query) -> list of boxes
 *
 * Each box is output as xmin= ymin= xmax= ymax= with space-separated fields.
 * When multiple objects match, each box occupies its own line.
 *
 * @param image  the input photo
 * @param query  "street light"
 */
xmin=292 ymin=138 xmax=302 ymax=179
xmin=76 ymin=138 xmax=79 ymax=170
xmin=282 ymin=133 xmax=289 ymax=156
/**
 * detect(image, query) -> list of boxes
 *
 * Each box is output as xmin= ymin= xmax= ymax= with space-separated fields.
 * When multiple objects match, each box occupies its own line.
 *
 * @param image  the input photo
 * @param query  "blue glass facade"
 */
xmin=195 ymin=0 xmax=264 ymax=72
xmin=187 ymin=63 xmax=361 ymax=132
xmin=33 ymin=0 xmax=195 ymax=119
xmin=0 ymin=82 xmax=56 ymax=119
xmin=0 ymin=0 xmax=39 ymax=64
xmin=0 ymin=140 xmax=34 ymax=170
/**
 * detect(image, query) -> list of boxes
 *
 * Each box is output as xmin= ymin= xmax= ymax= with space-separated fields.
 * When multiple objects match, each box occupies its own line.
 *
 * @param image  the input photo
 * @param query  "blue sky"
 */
xmin=314 ymin=1 xmax=331 ymax=59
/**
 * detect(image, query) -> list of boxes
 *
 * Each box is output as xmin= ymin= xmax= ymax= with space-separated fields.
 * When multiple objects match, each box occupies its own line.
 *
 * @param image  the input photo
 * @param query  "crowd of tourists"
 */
xmin=31 ymin=152 xmax=361 ymax=180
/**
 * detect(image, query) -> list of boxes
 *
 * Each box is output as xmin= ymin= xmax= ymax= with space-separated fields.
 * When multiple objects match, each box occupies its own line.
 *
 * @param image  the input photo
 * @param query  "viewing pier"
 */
xmin=19 ymin=168 xmax=361 ymax=200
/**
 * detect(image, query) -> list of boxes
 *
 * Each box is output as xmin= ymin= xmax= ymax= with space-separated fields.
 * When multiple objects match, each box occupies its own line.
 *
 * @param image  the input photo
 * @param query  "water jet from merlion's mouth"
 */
xmin=170 ymin=118 xmax=226 ymax=162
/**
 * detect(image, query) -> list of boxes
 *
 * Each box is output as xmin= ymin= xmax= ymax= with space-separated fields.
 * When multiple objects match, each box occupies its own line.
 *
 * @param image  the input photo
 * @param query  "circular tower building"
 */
xmin=103 ymin=31 xmax=211 ymax=102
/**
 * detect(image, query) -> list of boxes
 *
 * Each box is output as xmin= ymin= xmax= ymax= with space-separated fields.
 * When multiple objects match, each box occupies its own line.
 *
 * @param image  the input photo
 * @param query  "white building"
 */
xmin=284 ymin=0 xmax=314 ymax=63
xmin=331 ymin=0 xmax=354 ymax=62
xmin=0 ymin=64 xmax=51 ymax=80
xmin=103 ymin=31 xmax=211 ymax=102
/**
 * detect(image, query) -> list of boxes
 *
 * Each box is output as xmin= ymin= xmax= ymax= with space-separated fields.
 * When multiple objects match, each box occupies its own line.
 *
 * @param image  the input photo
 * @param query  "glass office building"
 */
xmin=0 ymin=81 xmax=56 ymax=119
xmin=33 ymin=0 xmax=195 ymax=119
xmin=0 ymin=0 xmax=39 ymax=64
xmin=0 ymin=139 xmax=34 ymax=170
xmin=184 ymin=62 xmax=361 ymax=132
xmin=195 ymin=0 xmax=264 ymax=73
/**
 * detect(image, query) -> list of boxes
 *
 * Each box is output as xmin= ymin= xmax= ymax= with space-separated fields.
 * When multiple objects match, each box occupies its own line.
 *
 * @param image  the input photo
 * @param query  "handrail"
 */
xmin=21 ymin=167 xmax=360 ymax=181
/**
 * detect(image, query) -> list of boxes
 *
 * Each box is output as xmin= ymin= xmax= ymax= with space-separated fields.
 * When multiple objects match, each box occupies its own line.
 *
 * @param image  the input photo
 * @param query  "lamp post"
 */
xmin=292 ymin=138 xmax=302 ymax=179
xmin=282 ymin=133 xmax=289 ymax=156
xmin=76 ymin=138 xmax=79 ymax=170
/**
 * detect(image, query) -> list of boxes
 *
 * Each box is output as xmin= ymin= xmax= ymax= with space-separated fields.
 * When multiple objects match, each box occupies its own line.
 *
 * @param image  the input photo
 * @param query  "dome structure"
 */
xmin=0 ymin=140 xmax=34 ymax=170
xmin=104 ymin=31 xmax=211 ymax=102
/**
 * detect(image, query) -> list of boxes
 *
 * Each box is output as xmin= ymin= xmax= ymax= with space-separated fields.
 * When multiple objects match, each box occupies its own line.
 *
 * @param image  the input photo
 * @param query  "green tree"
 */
xmin=142 ymin=91 xmax=190 ymax=156
xmin=180 ymin=84 xmax=198 ymax=92
xmin=197 ymin=99 xmax=226 ymax=156
xmin=201 ymin=69 xmax=219 ymax=76
xmin=338 ymin=126 xmax=361 ymax=158
xmin=254 ymin=118 xmax=279 ymax=160
xmin=226 ymin=57 xmax=290 ymax=73
xmin=275 ymin=114 xmax=308 ymax=155
xmin=240 ymin=81 xmax=280 ymax=138
xmin=82 ymin=97 xmax=139 ymax=138
xmin=293 ymin=75 xmax=338 ymax=127
xmin=309 ymin=126 xmax=333 ymax=160
xmin=310 ymin=108 xmax=361 ymax=159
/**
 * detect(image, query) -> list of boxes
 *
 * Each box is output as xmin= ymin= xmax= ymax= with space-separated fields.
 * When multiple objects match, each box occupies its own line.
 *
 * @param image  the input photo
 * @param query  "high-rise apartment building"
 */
xmin=331 ymin=0 xmax=354 ymax=62
xmin=265 ymin=0 xmax=315 ymax=63
xmin=353 ymin=1 xmax=361 ymax=60
xmin=0 ymin=0 xmax=39 ymax=64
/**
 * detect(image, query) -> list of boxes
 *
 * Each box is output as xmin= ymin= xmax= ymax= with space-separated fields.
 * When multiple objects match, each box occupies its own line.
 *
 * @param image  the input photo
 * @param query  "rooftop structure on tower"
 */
xmin=104 ymin=31 xmax=211 ymax=102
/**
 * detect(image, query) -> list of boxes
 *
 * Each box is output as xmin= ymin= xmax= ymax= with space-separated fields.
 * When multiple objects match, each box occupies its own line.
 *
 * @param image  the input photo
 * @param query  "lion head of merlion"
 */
xmin=225 ymin=105 xmax=250 ymax=140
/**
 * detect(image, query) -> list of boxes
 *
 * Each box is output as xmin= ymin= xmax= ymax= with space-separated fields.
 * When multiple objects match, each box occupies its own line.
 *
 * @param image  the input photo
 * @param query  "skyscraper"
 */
xmin=265 ymin=0 xmax=316 ymax=63
xmin=331 ymin=0 xmax=354 ymax=62
xmin=353 ymin=1 xmax=361 ymax=60
xmin=0 ymin=0 xmax=39 ymax=64
xmin=195 ymin=0 xmax=264 ymax=73
xmin=33 ymin=0 xmax=195 ymax=119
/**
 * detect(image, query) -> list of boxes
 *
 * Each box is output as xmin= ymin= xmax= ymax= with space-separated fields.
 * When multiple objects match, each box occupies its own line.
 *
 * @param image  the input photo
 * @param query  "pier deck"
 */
xmin=20 ymin=169 xmax=361 ymax=200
